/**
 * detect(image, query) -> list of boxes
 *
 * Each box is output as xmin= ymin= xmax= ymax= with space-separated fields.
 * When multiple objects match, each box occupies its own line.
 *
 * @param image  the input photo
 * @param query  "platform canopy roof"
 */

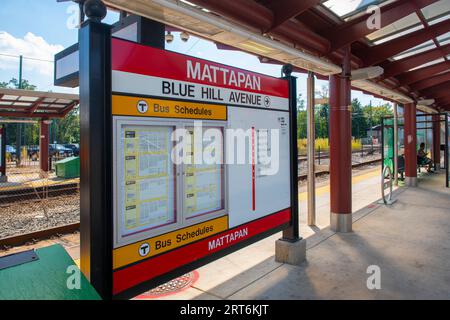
xmin=0 ymin=88 xmax=79 ymax=119
xmin=103 ymin=0 xmax=450 ymax=112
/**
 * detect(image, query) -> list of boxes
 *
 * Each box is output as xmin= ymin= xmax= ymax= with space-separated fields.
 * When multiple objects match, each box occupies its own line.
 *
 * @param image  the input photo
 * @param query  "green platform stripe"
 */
xmin=0 ymin=244 xmax=101 ymax=300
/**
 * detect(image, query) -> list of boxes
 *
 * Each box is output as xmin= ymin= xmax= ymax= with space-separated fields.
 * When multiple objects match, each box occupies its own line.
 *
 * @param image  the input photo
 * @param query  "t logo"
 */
xmin=137 ymin=100 xmax=149 ymax=114
xmin=139 ymin=243 xmax=150 ymax=257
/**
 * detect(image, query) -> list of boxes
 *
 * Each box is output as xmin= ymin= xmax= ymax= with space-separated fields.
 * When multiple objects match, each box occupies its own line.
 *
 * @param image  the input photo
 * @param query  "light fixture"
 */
xmin=165 ymin=31 xmax=174 ymax=43
xmin=417 ymin=99 xmax=435 ymax=106
xmin=180 ymin=31 xmax=190 ymax=42
xmin=351 ymin=66 xmax=384 ymax=81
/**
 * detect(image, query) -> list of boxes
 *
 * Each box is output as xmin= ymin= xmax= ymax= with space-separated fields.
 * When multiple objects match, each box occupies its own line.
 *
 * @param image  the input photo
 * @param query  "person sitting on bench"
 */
xmin=417 ymin=143 xmax=433 ymax=173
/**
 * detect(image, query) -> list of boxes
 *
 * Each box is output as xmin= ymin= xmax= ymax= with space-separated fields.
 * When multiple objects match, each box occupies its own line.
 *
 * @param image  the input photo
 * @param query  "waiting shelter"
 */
xmin=0 ymin=88 xmax=79 ymax=180
xmin=2 ymin=0 xmax=449 ymax=300
xmin=98 ymin=0 xmax=450 ymax=231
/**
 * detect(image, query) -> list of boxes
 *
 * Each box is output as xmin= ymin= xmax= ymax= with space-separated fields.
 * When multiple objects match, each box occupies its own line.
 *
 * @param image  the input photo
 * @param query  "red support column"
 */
xmin=329 ymin=47 xmax=352 ymax=232
xmin=40 ymin=119 xmax=49 ymax=172
xmin=0 ymin=125 xmax=7 ymax=182
xmin=432 ymin=114 xmax=441 ymax=170
xmin=404 ymin=103 xmax=417 ymax=186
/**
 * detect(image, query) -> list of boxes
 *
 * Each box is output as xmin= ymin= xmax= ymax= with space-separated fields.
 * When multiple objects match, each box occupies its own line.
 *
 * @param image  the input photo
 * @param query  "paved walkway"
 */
xmin=146 ymin=167 xmax=382 ymax=299
xmin=148 ymin=169 xmax=450 ymax=300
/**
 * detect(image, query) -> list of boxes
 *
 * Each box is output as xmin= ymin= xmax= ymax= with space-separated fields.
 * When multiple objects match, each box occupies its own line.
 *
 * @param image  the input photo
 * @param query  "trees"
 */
xmin=297 ymin=94 xmax=307 ymax=138
xmin=0 ymin=78 xmax=37 ymax=90
xmin=54 ymin=106 xmax=80 ymax=143
xmin=351 ymin=98 xmax=367 ymax=139
xmin=364 ymin=104 xmax=393 ymax=128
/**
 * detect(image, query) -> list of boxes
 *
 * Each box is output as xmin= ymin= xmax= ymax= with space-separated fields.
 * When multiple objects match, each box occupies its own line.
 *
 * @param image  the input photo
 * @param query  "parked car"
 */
xmin=64 ymin=144 xmax=80 ymax=157
xmin=50 ymin=144 xmax=73 ymax=157
xmin=6 ymin=145 xmax=17 ymax=161
xmin=27 ymin=145 xmax=40 ymax=161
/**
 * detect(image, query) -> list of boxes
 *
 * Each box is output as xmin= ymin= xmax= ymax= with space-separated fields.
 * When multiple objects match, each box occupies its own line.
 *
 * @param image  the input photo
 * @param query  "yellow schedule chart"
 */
xmin=113 ymin=215 xmax=228 ymax=269
xmin=184 ymin=127 xmax=224 ymax=219
xmin=121 ymin=126 xmax=176 ymax=238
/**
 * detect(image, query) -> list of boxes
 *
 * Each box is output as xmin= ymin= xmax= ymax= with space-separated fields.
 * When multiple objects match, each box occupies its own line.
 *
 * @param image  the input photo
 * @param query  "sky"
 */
xmin=0 ymin=0 xmax=390 ymax=106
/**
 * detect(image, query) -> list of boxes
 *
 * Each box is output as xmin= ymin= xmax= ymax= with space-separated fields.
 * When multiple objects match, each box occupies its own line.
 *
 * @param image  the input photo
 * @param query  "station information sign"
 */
xmin=110 ymin=38 xmax=292 ymax=297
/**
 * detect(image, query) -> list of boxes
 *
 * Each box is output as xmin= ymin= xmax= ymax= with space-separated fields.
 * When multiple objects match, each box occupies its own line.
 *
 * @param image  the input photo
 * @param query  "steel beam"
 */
xmin=266 ymin=0 xmax=320 ymax=31
xmin=404 ymin=103 xmax=417 ymax=187
xmin=307 ymin=71 xmax=316 ymax=226
xmin=28 ymin=97 xmax=45 ymax=114
xmin=39 ymin=119 xmax=49 ymax=172
xmin=393 ymin=103 xmax=399 ymax=186
xmin=396 ymin=61 xmax=450 ymax=85
xmin=422 ymin=80 xmax=450 ymax=97
xmin=382 ymin=44 xmax=450 ymax=79
xmin=329 ymin=47 xmax=352 ymax=232
xmin=328 ymin=0 xmax=438 ymax=52
xmin=435 ymin=96 xmax=450 ymax=106
xmin=411 ymin=71 xmax=450 ymax=91
xmin=362 ymin=19 xmax=450 ymax=66
xmin=0 ymin=111 xmax=65 ymax=118
xmin=432 ymin=114 xmax=441 ymax=169
xmin=187 ymin=0 xmax=330 ymax=54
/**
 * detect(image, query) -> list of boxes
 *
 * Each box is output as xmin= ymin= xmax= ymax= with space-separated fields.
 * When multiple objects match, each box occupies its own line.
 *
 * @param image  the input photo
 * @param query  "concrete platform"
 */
xmin=153 ymin=169 xmax=450 ymax=300
xmin=3 ymin=167 xmax=449 ymax=300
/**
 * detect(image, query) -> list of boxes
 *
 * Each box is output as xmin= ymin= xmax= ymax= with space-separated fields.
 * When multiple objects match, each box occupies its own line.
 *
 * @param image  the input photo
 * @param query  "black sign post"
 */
xmin=79 ymin=17 xmax=113 ymax=300
xmin=281 ymin=64 xmax=300 ymax=242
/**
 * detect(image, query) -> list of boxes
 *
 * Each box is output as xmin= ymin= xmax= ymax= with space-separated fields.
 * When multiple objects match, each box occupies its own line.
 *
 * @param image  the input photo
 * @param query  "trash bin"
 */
xmin=55 ymin=156 xmax=80 ymax=178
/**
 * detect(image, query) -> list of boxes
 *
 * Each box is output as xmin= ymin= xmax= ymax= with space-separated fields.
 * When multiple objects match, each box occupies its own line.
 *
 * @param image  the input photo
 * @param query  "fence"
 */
xmin=0 ymin=124 xmax=80 ymax=240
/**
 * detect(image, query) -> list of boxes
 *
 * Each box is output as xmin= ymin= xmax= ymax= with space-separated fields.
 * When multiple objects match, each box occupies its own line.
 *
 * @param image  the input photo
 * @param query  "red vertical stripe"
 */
xmin=251 ymin=127 xmax=256 ymax=211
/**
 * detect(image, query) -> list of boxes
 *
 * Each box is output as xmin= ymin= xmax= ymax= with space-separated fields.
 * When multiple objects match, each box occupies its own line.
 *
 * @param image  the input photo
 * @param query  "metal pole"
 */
xmin=16 ymin=55 xmax=23 ymax=166
xmin=307 ymin=71 xmax=316 ymax=226
xmin=369 ymin=101 xmax=373 ymax=153
xmin=393 ymin=103 xmax=399 ymax=186
xmin=318 ymin=146 xmax=321 ymax=165
xmin=445 ymin=115 xmax=449 ymax=188
xmin=281 ymin=64 xmax=300 ymax=241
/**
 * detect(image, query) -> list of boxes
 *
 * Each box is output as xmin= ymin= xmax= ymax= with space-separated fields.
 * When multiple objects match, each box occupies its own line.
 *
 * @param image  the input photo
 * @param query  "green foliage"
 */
xmin=53 ymin=106 xmax=80 ymax=143
xmin=0 ymin=78 xmax=37 ymax=90
xmin=363 ymin=104 xmax=393 ymax=128
xmin=298 ymin=137 xmax=362 ymax=156
xmin=296 ymin=84 xmax=394 ymax=141
xmin=351 ymin=98 xmax=367 ymax=138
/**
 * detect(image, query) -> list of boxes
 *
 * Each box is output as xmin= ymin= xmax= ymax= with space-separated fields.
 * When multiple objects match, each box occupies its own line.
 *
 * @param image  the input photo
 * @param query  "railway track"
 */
xmin=0 ymin=158 xmax=381 ymax=249
xmin=0 ymin=183 xmax=79 ymax=205
xmin=0 ymin=223 xmax=80 ymax=248
xmin=298 ymin=146 xmax=381 ymax=161
xmin=297 ymin=158 xmax=381 ymax=180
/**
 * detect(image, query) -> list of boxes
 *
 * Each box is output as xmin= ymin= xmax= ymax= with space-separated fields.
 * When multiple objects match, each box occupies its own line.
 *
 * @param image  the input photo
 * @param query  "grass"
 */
xmin=298 ymin=138 xmax=362 ymax=156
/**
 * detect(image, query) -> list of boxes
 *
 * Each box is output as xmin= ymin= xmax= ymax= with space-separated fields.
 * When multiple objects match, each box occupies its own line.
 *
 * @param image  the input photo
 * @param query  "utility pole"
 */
xmin=393 ymin=103 xmax=399 ymax=186
xmin=16 ymin=55 xmax=23 ymax=166
xmin=369 ymin=100 xmax=373 ymax=152
xmin=307 ymin=72 xmax=316 ymax=226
